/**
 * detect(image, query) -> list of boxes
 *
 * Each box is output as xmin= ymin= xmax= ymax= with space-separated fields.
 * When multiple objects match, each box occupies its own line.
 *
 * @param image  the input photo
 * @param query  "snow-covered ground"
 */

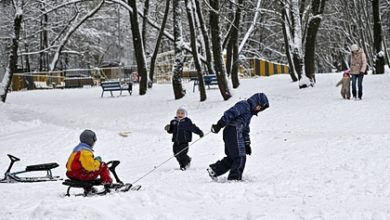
xmin=1 ymin=71 xmax=390 ymax=220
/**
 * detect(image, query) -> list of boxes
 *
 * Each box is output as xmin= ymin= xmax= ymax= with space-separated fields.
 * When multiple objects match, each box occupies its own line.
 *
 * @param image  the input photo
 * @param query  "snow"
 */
xmin=1 ymin=71 xmax=390 ymax=219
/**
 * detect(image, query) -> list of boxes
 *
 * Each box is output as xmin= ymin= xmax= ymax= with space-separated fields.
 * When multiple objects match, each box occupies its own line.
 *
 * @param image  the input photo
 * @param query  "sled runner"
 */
xmin=0 ymin=154 xmax=61 ymax=183
xmin=62 ymin=160 xmax=141 ymax=197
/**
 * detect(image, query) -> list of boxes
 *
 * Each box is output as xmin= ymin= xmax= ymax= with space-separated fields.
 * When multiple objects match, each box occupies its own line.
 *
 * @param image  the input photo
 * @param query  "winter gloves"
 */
xmin=164 ymin=124 xmax=170 ymax=132
xmin=245 ymin=138 xmax=251 ymax=155
xmin=95 ymin=156 xmax=102 ymax=162
xmin=245 ymin=143 xmax=251 ymax=155
xmin=211 ymin=119 xmax=226 ymax=134
xmin=199 ymin=130 xmax=204 ymax=138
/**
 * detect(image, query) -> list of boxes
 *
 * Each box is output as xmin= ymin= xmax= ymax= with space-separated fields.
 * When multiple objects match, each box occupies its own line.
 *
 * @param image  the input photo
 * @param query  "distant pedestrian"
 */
xmin=350 ymin=44 xmax=367 ymax=100
xmin=336 ymin=70 xmax=351 ymax=100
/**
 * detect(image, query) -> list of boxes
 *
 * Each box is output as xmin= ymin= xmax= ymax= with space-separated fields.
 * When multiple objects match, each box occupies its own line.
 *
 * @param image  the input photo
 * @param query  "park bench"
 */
xmin=191 ymin=75 xmax=218 ymax=92
xmin=100 ymin=81 xmax=132 ymax=98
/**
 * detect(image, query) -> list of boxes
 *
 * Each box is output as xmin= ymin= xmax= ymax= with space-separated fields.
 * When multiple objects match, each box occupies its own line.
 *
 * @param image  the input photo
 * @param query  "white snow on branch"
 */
xmin=238 ymin=0 xmax=262 ymax=53
xmin=0 ymin=67 xmax=10 ymax=96
xmin=49 ymin=0 xmax=105 ymax=71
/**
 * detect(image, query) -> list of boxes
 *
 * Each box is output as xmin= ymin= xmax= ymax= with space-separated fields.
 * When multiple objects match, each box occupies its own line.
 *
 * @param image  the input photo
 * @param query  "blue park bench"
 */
xmin=191 ymin=75 xmax=218 ymax=92
xmin=100 ymin=81 xmax=132 ymax=98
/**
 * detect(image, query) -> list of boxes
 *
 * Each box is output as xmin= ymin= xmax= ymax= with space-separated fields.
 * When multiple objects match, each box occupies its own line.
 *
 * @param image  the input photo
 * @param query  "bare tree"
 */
xmin=142 ymin=0 xmax=150 ymax=52
xmin=209 ymin=0 xmax=231 ymax=100
xmin=1 ymin=0 xmax=23 ymax=103
xmin=39 ymin=0 xmax=49 ymax=71
xmin=149 ymin=0 xmax=170 ymax=88
xmin=49 ymin=0 xmax=105 ymax=71
xmin=229 ymin=0 xmax=244 ymax=89
xmin=193 ymin=0 xmax=214 ymax=75
xmin=281 ymin=2 xmax=298 ymax=82
xmin=304 ymin=0 xmax=326 ymax=82
xmin=372 ymin=0 xmax=385 ymax=74
xmin=172 ymin=0 xmax=186 ymax=99
xmin=185 ymin=0 xmax=206 ymax=101
xmin=128 ymin=0 xmax=149 ymax=95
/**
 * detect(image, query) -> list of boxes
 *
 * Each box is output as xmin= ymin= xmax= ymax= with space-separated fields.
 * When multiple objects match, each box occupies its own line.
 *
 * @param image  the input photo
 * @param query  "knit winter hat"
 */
xmin=80 ymin=129 xmax=97 ymax=146
xmin=343 ymin=70 xmax=350 ymax=77
xmin=351 ymin=44 xmax=359 ymax=52
xmin=176 ymin=106 xmax=188 ymax=117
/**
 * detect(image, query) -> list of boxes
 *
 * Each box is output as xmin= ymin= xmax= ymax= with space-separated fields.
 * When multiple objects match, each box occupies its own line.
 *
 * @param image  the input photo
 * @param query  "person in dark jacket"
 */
xmin=165 ymin=106 xmax=204 ymax=170
xmin=207 ymin=93 xmax=269 ymax=181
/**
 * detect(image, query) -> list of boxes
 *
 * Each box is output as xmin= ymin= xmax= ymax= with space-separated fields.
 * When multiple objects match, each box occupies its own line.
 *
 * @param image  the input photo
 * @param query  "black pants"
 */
xmin=173 ymin=142 xmax=191 ymax=168
xmin=210 ymin=126 xmax=247 ymax=180
xmin=210 ymin=156 xmax=246 ymax=180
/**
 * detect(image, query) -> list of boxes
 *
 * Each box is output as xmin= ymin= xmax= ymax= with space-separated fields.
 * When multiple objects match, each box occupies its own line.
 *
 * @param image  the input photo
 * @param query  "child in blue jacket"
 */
xmin=208 ymin=93 xmax=269 ymax=181
xmin=165 ymin=106 xmax=204 ymax=170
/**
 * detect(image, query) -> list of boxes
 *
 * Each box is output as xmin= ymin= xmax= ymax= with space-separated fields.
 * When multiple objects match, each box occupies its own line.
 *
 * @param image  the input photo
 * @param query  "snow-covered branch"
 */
xmin=49 ymin=0 xmax=105 ymax=71
xmin=238 ymin=0 xmax=262 ymax=54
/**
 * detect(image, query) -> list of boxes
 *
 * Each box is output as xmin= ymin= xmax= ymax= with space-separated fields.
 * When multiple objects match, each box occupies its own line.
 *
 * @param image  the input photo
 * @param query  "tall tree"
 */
xmin=185 ymin=0 xmax=206 ymax=101
xmin=209 ymin=0 xmax=231 ymax=100
xmin=304 ymin=0 xmax=326 ymax=82
xmin=141 ymin=0 xmax=150 ymax=51
xmin=172 ymin=0 xmax=186 ymax=99
xmin=128 ymin=0 xmax=149 ymax=95
xmin=372 ymin=0 xmax=385 ymax=74
xmin=281 ymin=2 xmax=298 ymax=82
xmin=193 ymin=0 xmax=214 ymax=75
xmin=229 ymin=0 xmax=244 ymax=89
xmin=149 ymin=0 xmax=170 ymax=88
xmin=39 ymin=0 xmax=49 ymax=71
xmin=1 ymin=0 xmax=23 ymax=103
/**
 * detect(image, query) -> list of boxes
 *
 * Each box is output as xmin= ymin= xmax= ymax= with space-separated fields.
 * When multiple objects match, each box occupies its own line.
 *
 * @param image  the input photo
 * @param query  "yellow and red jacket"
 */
xmin=66 ymin=143 xmax=100 ymax=174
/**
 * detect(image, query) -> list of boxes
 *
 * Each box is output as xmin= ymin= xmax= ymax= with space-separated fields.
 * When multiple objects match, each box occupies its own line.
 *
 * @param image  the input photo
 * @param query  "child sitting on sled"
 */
xmin=66 ymin=129 xmax=113 ymax=189
xmin=165 ymin=106 xmax=204 ymax=170
xmin=336 ymin=70 xmax=351 ymax=100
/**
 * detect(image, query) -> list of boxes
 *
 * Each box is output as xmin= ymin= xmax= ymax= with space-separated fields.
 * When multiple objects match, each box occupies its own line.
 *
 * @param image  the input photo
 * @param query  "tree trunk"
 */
xmin=230 ymin=0 xmax=244 ymax=89
xmin=142 ymin=0 xmax=149 ymax=52
xmin=372 ymin=0 xmax=385 ymax=74
xmin=383 ymin=36 xmax=390 ymax=69
xmin=290 ymin=0 xmax=307 ymax=88
xmin=185 ymin=0 xmax=206 ymax=101
xmin=128 ymin=0 xmax=148 ymax=95
xmin=23 ymin=35 xmax=35 ymax=90
xmin=149 ymin=0 xmax=170 ymax=88
xmin=172 ymin=0 xmax=186 ymax=99
xmin=1 ymin=2 xmax=23 ymax=103
xmin=226 ymin=39 xmax=233 ymax=76
xmin=281 ymin=3 xmax=298 ymax=82
xmin=304 ymin=0 xmax=326 ymax=82
xmin=39 ymin=2 xmax=49 ymax=71
xmin=209 ymin=0 xmax=231 ymax=100
xmin=193 ymin=0 xmax=214 ymax=75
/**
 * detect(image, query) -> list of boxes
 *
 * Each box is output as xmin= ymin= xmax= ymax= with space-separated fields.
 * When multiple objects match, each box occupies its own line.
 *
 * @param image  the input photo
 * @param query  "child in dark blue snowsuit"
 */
xmin=208 ymin=93 xmax=269 ymax=181
xmin=165 ymin=107 xmax=204 ymax=170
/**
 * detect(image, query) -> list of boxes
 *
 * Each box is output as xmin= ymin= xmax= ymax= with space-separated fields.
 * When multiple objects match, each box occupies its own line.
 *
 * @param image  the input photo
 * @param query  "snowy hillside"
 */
xmin=1 ymin=72 xmax=390 ymax=220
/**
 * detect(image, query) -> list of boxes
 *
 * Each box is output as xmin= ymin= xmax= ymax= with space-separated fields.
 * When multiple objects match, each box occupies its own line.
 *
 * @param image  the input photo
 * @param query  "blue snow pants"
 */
xmin=351 ymin=74 xmax=364 ymax=99
xmin=210 ymin=125 xmax=246 ymax=180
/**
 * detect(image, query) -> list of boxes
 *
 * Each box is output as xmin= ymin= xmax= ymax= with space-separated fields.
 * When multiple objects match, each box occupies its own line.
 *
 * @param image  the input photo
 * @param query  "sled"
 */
xmin=62 ymin=160 xmax=141 ymax=197
xmin=0 ymin=154 xmax=61 ymax=183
